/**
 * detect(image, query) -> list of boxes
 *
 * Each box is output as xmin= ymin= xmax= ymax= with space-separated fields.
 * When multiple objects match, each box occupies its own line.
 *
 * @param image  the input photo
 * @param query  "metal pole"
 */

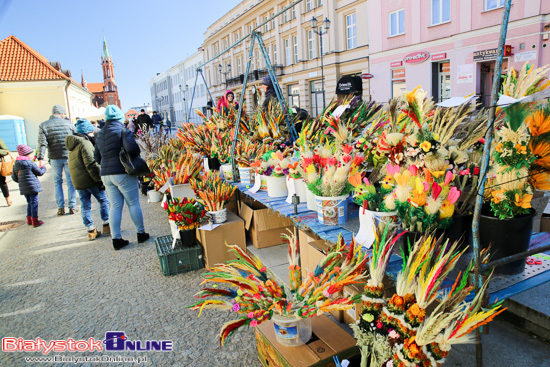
xmin=187 ymin=73 xmax=199 ymax=123
xmin=471 ymin=1 xmax=512 ymax=367
xmin=320 ymin=31 xmax=326 ymax=110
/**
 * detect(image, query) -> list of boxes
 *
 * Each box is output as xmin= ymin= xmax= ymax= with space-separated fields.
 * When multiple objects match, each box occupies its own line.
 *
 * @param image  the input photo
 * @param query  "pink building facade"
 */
xmin=367 ymin=0 xmax=550 ymax=106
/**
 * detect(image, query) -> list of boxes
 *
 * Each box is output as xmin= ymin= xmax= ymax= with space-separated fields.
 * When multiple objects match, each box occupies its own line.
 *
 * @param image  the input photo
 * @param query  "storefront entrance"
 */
xmin=479 ymin=59 xmax=508 ymax=107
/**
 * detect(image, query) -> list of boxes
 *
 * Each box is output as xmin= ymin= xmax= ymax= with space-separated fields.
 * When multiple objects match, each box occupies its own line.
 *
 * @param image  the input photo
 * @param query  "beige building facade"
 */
xmin=202 ymin=0 xmax=369 ymax=116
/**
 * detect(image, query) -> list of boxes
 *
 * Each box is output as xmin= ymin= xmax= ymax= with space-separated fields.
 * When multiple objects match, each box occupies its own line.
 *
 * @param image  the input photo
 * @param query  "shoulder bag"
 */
xmin=119 ymin=129 xmax=150 ymax=177
xmin=0 ymin=152 xmax=16 ymax=177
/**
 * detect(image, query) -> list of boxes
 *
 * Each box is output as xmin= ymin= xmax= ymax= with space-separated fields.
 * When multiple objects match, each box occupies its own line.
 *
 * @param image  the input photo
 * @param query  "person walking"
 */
xmin=37 ymin=104 xmax=78 ymax=216
xmin=151 ymin=111 xmax=163 ymax=133
xmin=66 ymin=119 xmax=110 ymax=241
xmin=261 ymin=76 xmax=278 ymax=111
xmin=0 ymin=136 xmax=13 ymax=206
xmin=136 ymin=109 xmax=152 ymax=133
xmin=94 ymin=105 xmax=149 ymax=250
xmin=11 ymin=144 xmax=47 ymax=227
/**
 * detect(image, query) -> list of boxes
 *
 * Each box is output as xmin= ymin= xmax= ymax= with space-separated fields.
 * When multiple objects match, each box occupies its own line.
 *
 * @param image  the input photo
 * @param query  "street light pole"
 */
xmin=218 ymin=63 xmax=231 ymax=90
xmin=179 ymin=84 xmax=189 ymax=123
xmin=310 ymin=17 xmax=331 ymax=110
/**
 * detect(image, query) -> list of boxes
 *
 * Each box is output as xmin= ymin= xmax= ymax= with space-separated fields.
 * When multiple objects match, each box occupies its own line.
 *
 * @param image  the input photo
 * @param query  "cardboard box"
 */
xmin=240 ymin=198 xmax=294 ymax=248
xmin=298 ymin=229 xmax=321 ymax=280
xmin=343 ymin=284 xmax=364 ymax=325
xmin=196 ymin=211 xmax=246 ymax=269
xmin=255 ymin=315 xmax=359 ymax=367
xmin=540 ymin=214 xmax=550 ymax=233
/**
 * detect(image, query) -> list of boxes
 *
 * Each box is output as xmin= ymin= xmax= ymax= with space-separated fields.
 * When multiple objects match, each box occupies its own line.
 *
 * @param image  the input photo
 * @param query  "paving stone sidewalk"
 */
xmin=0 ymin=167 xmax=549 ymax=367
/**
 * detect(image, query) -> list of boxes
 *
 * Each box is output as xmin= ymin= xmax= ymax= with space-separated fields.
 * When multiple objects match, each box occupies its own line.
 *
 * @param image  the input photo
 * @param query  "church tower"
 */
xmin=101 ymin=34 xmax=121 ymax=108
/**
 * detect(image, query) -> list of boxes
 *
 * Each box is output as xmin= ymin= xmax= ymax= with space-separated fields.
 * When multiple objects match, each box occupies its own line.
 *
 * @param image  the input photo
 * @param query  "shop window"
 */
xmin=346 ymin=13 xmax=357 ymax=50
xmin=391 ymin=68 xmax=406 ymax=99
xmin=389 ymin=9 xmax=405 ymax=37
xmin=288 ymin=84 xmax=300 ymax=108
xmin=431 ymin=0 xmax=450 ymax=25
xmin=310 ymin=80 xmax=324 ymax=116
xmin=485 ymin=0 xmax=504 ymax=11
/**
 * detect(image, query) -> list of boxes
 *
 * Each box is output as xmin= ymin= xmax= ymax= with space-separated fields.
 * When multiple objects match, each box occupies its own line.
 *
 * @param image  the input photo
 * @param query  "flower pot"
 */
xmin=147 ymin=190 xmax=163 ymax=202
xmin=139 ymin=181 xmax=150 ymax=196
xmin=207 ymin=157 xmax=221 ymax=171
xmin=220 ymin=164 xmax=234 ymax=182
xmin=314 ymin=194 xmax=349 ymax=226
xmin=436 ymin=214 xmax=473 ymax=252
xmin=479 ymin=207 xmax=536 ymax=275
xmin=355 ymin=209 xmax=398 ymax=249
xmin=294 ymin=179 xmax=308 ymax=203
xmin=260 ymin=175 xmax=268 ymax=191
xmin=169 ymin=220 xmax=197 ymax=248
xmin=208 ymin=208 xmax=228 ymax=224
xmin=266 ymin=175 xmax=288 ymax=197
xmin=170 ymin=183 xmax=196 ymax=200
xmin=238 ymin=167 xmax=252 ymax=185
xmin=305 ymin=186 xmax=318 ymax=212
xmin=271 ymin=314 xmax=312 ymax=347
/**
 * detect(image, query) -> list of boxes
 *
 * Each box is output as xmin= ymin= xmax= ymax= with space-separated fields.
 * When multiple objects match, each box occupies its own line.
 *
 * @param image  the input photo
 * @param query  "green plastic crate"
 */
xmin=155 ymin=235 xmax=203 ymax=276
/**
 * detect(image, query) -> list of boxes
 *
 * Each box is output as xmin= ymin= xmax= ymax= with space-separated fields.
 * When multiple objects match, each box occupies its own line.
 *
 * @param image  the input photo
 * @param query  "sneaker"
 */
xmin=102 ymin=224 xmax=111 ymax=236
xmin=88 ymin=228 xmax=102 ymax=241
xmin=68 ymin=208 xmax=79 ymax=215
xmin=137 ymin=232 xmax=150 ymax=243
xmin=57 ymin=208 xmax=65 ymax=216
xmin=113 ymin=238 xmax=130 ymax=251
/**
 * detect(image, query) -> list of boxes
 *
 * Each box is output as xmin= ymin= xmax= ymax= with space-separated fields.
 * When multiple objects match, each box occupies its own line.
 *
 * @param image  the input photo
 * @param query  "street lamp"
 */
xmin=310 ymin=16 xmax=331 ymax=110
xmin=218 ymin=63 xmax=231 ymax=90
xmin=179 ymin=84 xmax=189 ymax=123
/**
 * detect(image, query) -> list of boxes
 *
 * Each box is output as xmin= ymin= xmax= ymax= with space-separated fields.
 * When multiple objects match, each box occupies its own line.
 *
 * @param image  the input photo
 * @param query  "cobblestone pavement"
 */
xmin=0 ymin=168 xmax=260 ymax=367
xmin=1 ymin=167 xmax=549 ymax=367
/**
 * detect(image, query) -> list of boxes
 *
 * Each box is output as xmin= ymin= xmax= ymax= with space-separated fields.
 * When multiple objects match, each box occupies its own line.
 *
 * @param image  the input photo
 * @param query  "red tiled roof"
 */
xmin=87 ymin=82 xmax=104 ymax=93
xmin=0 ymin=35 xmax=69 ymax=81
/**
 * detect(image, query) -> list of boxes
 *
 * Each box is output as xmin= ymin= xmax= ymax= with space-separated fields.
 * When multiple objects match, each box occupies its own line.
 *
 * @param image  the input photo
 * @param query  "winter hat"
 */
xmin=105 ymin=105 xmax=124 ymax=121
xmin=261 ymin=76 xmax=273 ymax=87
xmin=76 ymin=119 xmax=94 ymax=134
xmin=52 ymin=104 xmax=66 ymax=115
xmin=17 ymin=144 xmax=34 ymax=156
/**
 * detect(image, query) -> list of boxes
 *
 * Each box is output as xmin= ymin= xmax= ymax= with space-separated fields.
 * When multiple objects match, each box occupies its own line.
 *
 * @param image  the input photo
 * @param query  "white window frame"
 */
xmin=389 ymin=9 xmax=405 ymax=37
xmin=308 ymin=29 xmax=316 ymax=60
xmin=485 ymin=0 xmax=505 ymax=11
xmin=431 ymin=0 xmax=451 ymax=26
xmin=346 ymin=13 xmax=357 ymax=50
xmin=237 ymin=57 xmax=242 ymax=74
xmin=291 ymin=4 xmax=296 ymax=19
xmin=288 ymin=84 xmax=300 ymax=108
xmin=305 ymin=0 xmax=312 ymax=12
xmin=316 ymin=0 xmax=322 ymax=7
xmin=282 ymin=5 xmax=288 ymax=23
xmin=293 ymin=35 xmax=299 ymax=64
xmin=273 ymin=44 xmax=278 ymax=64
xmin=285 ymin=38 xmax=291 ymax=66
xmin=271 ymin=12 xmax=275 ymax=29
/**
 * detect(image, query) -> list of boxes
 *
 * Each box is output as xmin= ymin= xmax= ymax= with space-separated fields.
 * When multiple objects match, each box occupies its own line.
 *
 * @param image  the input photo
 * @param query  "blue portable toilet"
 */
xmin=0 ymin=115 xmax=28 ymax=151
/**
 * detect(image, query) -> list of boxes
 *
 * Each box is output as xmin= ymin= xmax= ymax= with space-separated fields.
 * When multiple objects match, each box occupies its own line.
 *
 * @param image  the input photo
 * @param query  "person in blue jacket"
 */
xmin=12 ymin=144 xmax=47 ymax=227
xmin=94 ymin=105 xmax=150 ymax=250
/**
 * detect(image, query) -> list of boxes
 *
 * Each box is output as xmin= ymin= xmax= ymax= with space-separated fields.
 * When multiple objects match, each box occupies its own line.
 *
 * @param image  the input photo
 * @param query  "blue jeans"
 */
xmin=102 ymin=174 xmax=145 ymax=239
xmin=25 ymin=194 xmax=38 ymax=217
xmin=50 ymin=159 xmax=77 ymax=209
xmin=78 ymin=187 xmax=109 ymax=229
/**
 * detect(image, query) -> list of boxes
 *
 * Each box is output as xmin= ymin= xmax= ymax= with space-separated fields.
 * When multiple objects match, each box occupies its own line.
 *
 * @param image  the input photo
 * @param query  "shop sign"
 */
xmin=514 ymin=51 xmax=537 ymax=63
xmin=392 ymin=68 xmax=406 ymax=79
xmin=390 ymin=61 xmax=403 ymax=67
xmin=432 ymin=52 xmax=447 ymax=61
xmin=473 ymin=48 xmax=498 ymax=61
xmin=361 ymin=73 xmax=374 ymax=79
xmin=403 ymin=51 xmax=430 ymax=64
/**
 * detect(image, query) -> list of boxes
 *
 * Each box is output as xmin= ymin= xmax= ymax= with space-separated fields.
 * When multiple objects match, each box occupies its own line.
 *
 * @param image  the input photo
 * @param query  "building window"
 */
xmin=293 ymin=35 xmax=299 ymax=64
xmin=291 ymin=4 xmax=296 ymax=19
xmin=282 ymin=5 xmax=288 ymax=23
xmin=308 ymin=29 xmax=316 ymax=60
xmin=238 ymin=57 xmax=242 ymax=74
xmin=431 ymin=0 xmax=450 ymax=25
xmin=271 ymin=12 xmax=275 ymax=29
xmin=391 ymin=68 xmax=406 ymax=98
xmin=310 ymin=80 xmax=324 ymax=116
xmin=346 ymin=13 xmax=357 ymax=49
xmin=437 ymin=62 xmax=451 ymax=102
xmin=264 ymin=16 xmax=269 ymax=32
xmin=316 ymin=0 xmax=322 ymax=7
xmin=305 ymin=0 xmax=312 ymax=12
xmin=389 ymin=9 xmax=405 ymax=37
xmin=485 ymin=0 xmax=504 ymax=11
xmin=288 ymin=84 xmax=300 ymax=107
xmin=285 ymin=38 xmax=291 ymax=66
xmin=273 ymin=44 xmax=278 ymax=64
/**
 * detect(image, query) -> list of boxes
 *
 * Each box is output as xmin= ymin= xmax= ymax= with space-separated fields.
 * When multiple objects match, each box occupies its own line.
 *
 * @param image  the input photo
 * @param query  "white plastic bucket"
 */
xmin=271 ymin=314 xmax=312 ymax=347
xmin=355 ymin=209 xmax=398 ymax=249
xmin=305 ymin=187 xmax=318 ymax=212
xmin=147 ymin=190 xmax=163 ymax=202
xmin=260 ymin=175 xmax=268 ymax=191
xmin=208 ymin=208 xmax=228 ymax=224
xmin=294 ymin=179 xmax=308 ymax=204
xmin=221 ymin=164 xmax=234 ymax=182
xmin=170 ymin=183 xmax=196 ymax=200
xmin=238 ymin=167 xmax=252 ymax=185
xmin=266 ymin=176 xmax=288 ymax=198
xmin=315 ymin=194 xmax=349 ymax=225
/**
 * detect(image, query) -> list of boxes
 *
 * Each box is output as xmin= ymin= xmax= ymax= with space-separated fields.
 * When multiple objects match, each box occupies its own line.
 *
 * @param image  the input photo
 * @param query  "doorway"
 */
xmin=479 ymin=59 xmax=508 ymax=107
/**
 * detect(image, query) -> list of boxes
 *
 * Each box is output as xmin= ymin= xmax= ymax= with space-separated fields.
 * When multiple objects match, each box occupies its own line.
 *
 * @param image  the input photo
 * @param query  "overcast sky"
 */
xmin=0 ymin=0 xmax=241 ymax=110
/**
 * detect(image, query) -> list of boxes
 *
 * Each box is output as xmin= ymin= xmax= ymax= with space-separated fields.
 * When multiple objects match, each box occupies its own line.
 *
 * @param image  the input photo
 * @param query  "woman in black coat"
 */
xmin=94 ymin=105 xmax=149 ymax=250
xmin=0 ymin=136 xmax=13 ymax=206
